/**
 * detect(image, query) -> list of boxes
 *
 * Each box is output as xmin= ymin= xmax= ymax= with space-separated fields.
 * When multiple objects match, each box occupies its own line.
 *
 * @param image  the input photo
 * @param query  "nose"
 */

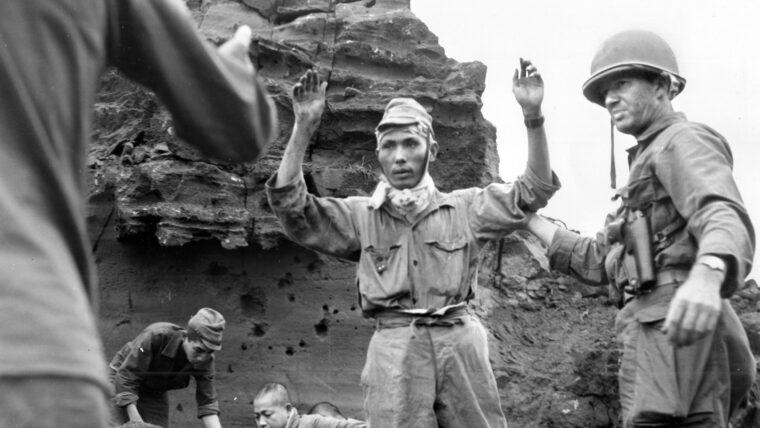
xmin=392 ymin=146 xmax=407 ymax=164
xmin=603 ymin=89 xmax=618 ymax=109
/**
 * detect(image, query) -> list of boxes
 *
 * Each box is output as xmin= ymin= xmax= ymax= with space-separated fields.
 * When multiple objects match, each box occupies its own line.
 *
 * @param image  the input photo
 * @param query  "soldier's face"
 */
xmin=376 ymin=128 xmax=438 ymax=189
xmin=183 ymin=339 xmax=214 ymax=365
xmin=253 ymin=395 xmax=290 ymax=428
xmin=601 ymin=75 xmax=661 ymax=137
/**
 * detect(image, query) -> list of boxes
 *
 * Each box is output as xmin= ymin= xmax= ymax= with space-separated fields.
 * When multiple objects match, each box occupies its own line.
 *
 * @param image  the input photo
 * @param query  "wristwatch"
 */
xmin=524 ymin=115 xmax=545 ymax=129
xmin=697 ymin=255 xmax=726 ymax=273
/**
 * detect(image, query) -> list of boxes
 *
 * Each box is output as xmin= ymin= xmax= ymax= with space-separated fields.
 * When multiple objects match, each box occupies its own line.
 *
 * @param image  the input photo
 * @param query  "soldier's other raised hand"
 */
xmin=512 ymin=58 xmax=544 ymax=117
xmin=292 ymin=69 xmax=328 ymax=133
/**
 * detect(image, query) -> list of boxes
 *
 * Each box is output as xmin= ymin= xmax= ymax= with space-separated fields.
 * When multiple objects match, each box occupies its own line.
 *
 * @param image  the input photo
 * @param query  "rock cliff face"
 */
xmin=88 ymin=1 xmax=760 ymax=427
xmin=90 ymin=0 xmax=497 ymax=251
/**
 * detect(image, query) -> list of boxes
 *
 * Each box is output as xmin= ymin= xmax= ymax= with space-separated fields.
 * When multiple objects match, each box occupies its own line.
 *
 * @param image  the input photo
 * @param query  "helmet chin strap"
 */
xmin=610 ymin=118 xmax=616 ymax=190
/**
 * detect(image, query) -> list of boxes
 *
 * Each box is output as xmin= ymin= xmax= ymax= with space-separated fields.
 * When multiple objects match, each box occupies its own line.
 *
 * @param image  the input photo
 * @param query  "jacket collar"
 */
xmin=161 ymin=327 xmax=186 ymax=358
xmin=284 ymin=408 xmax=300 ymax=428
xmin=626 ymin=112 xmax=686 ymax=162
xmin=370 ymin=186 xmax=456 ymax=223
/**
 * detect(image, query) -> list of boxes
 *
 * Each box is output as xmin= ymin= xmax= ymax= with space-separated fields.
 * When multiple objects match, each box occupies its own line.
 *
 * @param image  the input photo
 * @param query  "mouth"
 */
xmin=392 ymin=169 xmax=413 ymax=178
xmin=610 ymin=110 xmax=626 ymax=121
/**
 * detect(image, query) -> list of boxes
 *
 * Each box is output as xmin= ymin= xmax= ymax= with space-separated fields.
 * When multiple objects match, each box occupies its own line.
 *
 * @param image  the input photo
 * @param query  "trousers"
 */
xmin=361 ymin=313 xmax=508 ymax=428
xmin=616 ymin=284 xmax=755 ymax=427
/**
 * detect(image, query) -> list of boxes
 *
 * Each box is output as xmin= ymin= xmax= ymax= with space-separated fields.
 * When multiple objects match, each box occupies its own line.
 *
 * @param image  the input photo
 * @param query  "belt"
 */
xmin=624 ymin=268 xmax=690 ymax=300
xmin=374 ymin=303 xmax=469 ymax=330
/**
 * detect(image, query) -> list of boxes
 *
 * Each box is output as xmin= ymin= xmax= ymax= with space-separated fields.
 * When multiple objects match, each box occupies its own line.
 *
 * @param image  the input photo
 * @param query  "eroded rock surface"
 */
xmin=89 ymin=0 xmax=496 ymax=250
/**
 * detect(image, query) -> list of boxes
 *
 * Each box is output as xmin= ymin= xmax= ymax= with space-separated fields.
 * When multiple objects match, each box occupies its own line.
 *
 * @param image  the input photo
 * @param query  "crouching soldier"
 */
xmin=254 ymin=383 xmax=366 ymax=428
xmin=110 ymin=308 xmax=226 ymax=428
xmin=266 ymin=60 xmax=560 ymax=427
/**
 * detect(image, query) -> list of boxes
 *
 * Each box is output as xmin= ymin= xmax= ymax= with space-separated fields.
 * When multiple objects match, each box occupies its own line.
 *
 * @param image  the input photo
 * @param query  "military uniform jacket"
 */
xmin=267 ymin=168 xmax=560 ymax=314
xmin=549 ymin=113 xmax=754 ymax=309
xmin=110 ymin=322 xmax=219 ymax=418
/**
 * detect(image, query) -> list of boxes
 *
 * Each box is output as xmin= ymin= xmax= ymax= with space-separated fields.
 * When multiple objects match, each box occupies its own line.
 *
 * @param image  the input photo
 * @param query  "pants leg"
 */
xmin=720 ymin=302 xmax=756 ymax=416
xmin=362 ymin=325 xmax=438 ymax=428
xmin=0 ymin=376 xmax=110 ymax=428
xmin=434 ymin=316 xmax=508 ymax=428
xmin=617 ymin=298 xmax=751 ymax=428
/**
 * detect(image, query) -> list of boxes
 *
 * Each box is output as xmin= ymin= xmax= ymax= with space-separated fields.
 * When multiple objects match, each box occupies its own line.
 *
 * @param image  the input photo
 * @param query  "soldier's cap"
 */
xmin=375 ymin=98 xmax=433 ymax=133
xmin=188 ymin=307 xmax=225 ymax=351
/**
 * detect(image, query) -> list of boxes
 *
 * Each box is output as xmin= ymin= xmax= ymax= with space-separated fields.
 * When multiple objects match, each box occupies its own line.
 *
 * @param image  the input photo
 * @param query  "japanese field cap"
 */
xmin=583 ymin=30 xmax=686 ymax=106
xmin=188 ymin=307 xmax=225 ymax=351
xmin=375 ymin=98 xmax=433 ymax=133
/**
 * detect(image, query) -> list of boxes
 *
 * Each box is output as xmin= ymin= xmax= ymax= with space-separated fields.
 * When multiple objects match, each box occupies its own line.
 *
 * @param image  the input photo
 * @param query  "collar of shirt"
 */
xmin=368 ymin=179 xmax=457 ymax=226
xmin=368 ymin=172 xmax=435 ymax=210
xmin=626 ymin=112 xmax=687 ymax=162
xmin=160 ymin=327 xmax=186 ymax=359
xmin=285 ymin=408 xmax=300 ymax=428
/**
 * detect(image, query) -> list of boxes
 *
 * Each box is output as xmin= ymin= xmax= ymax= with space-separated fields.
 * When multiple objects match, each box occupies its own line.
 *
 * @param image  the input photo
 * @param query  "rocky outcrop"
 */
xmin=88 ymin=1 xmax=760 ymax=427
xmin=89 ymin=0 xmax=496 ymax=251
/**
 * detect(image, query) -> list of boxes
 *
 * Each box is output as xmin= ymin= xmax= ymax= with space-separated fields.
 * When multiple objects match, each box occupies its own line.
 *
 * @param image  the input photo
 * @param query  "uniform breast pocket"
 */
xmin=360 ymin=244 xmax=405 ymax=301
xmin=619 ymin=173 xmax=668 ymax=209
xmin=423 ymin=239 xmax=468 ymax=291
xmin=364 ymin=244 xmax=401 ymax=275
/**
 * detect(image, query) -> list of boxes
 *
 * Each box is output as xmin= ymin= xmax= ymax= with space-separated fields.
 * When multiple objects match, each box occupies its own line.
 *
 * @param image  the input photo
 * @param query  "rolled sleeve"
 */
xmin=548 ymin=227 xmax=609 ymax=285
xmin=470 ymin=168 xmax=561 ymax=241
xmin=548 ymin=228 xmax=579 ymax=274
xmin=518 ymin=167 xmax=562 ymax=212
xmin=266 ymin=173 xmax=309 ymax=215
xmin=196 ymin=398 xmax=220 ymax=419
xmin=113 ymin=390 xmax=139 ymax=408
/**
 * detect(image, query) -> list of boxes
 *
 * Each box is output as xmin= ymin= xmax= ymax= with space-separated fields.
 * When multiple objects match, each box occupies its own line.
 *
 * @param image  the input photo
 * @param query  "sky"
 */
xmin=411 ymin=0 xmax=760 ymax=279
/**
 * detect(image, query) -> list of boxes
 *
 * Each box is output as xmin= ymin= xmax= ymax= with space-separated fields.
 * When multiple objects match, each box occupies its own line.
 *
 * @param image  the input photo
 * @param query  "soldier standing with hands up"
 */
xmin=266 ymin=59 xmax=559 ymax=427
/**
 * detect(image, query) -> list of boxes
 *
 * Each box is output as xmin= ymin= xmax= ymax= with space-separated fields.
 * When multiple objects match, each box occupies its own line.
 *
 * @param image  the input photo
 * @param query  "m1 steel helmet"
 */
xmin=583 ymin=30 xmax=686 ymax=106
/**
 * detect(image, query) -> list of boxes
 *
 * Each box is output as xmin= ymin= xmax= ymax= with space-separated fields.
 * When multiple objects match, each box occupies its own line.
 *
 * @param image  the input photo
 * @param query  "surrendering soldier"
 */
xmin=266 ymin=59 xmax=559 ymax=427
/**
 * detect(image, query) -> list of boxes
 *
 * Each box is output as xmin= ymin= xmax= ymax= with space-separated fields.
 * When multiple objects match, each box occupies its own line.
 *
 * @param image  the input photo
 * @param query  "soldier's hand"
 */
xmin=512 ymin=58 xmax=544 ymax=117
xmin=292 ymin=69 xmax=327 ymax=132
xmin=662 ymin=265 xmax=723 ymax=347
xmin=217 ymin=25 xmax=254 ymax=75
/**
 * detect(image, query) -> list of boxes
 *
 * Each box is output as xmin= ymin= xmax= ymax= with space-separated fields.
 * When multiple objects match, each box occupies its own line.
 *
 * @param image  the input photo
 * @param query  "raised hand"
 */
xmin=512 ymin=58 xmax=544 ymax=117
xmin=217 ymin=25 xmax=254 ymax=75
xmin=292 ymin=69 xmax=328 ymax=133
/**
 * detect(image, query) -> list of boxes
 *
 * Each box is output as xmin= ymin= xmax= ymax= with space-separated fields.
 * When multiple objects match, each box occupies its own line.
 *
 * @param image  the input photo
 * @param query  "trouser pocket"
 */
xmin=617 ymin=305 xmax=719 ymax=426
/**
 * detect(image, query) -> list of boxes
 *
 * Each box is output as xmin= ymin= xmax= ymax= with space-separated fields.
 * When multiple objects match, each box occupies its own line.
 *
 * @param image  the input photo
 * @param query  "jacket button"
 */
xmin=413 ymin=260 xmax=418 ymax=266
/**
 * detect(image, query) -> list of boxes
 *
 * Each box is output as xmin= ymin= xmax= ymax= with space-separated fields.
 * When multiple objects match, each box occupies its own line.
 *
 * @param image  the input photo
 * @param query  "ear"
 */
xmin=654 ymin=72 xmax=672 ymax=99
xmin=428 ymin=140 xmax=439 ymax=163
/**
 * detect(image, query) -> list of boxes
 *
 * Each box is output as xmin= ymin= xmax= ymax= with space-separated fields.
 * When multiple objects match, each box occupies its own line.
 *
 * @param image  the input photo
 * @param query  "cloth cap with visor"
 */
xmin=375 ymin=98 xmax=433 ymax=137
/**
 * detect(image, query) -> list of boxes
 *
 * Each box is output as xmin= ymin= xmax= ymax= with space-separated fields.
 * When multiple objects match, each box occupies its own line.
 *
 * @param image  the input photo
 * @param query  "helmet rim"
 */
xmin=582 ymin=63 xmax=687 ymax=106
